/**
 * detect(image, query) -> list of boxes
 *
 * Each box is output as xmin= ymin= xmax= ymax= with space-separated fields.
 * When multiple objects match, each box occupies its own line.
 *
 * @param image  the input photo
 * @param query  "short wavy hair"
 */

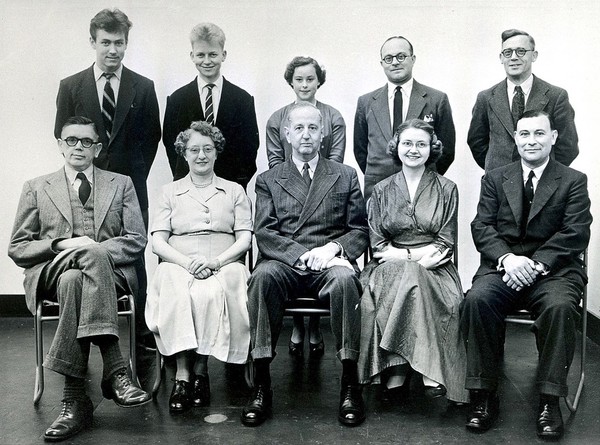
xmin=174 ymin=121 xmax=226 ymax=158
xmin=283 ymin=56 xmax=326 ymax=88
xmin=90 ymin=8 xmax=132 ymax=42
xmin=387 ymin=118 xmax=442 ymax=166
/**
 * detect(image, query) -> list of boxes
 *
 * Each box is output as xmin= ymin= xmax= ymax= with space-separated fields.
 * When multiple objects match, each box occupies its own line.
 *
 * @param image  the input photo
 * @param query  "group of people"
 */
xmin=7 ymin=7 xmax=591 ymax=443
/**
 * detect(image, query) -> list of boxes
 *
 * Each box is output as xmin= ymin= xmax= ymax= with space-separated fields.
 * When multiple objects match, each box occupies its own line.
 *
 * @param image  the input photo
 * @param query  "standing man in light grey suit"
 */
xmin=241 ymin=103 xmax=369 ymax=428
xmin=467 ymin=29 xmax=579 ymax=171
xmin=354 ymin=36 xmax=456 ymax=200
xmin=9 ymin=117 xmax=151 ymax=442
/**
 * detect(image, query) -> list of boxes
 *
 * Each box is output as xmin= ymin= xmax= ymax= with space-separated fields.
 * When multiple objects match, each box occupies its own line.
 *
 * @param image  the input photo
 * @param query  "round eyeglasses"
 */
xmin=501 ymin=48 xmax=533 ymax=58
xmin=62 ymin=137 xmax=98 ymax=148
xmin=382 ymin=53 xmax=411 ymax=64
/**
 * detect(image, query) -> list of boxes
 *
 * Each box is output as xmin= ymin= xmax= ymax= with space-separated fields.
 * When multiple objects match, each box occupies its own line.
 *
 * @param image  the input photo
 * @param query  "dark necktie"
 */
xmin=393 ymin=86 xmax=403 ymax=133
xmin=77 ymin=172 xmax=91 ymax=204
xmin=302 ymin=162 xmax=312 ymax=189
xmin=102 ymin=73 xmax=116 ymax=139
xmin=205 ymin=84 xmax=215 ymax=125
xmin=521 ymin=170 xmax=535 ymax=234
xmin=512 ymin=85 xmax=525 ymax=125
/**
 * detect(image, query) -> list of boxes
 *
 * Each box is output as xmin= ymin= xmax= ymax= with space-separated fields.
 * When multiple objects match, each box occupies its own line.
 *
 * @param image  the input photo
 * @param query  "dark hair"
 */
xmin=61 ymin=116 xmax=99 ymax=139
xmin=174 ymin=121 xmax=226 ymax=157
xmin=387 ymin=118 xmax=442 ymax=166
xmin=90 ymin=8 xmax=132 ymax=42
xmin=518 ymin=110 xmax=555 ymax=130
xmin=501 ymin=29 xmax=535 ymax=49
xmin=190 ymin=22 xmax=226 ymax=48
xmin=380 ymin=36 xmax=414 ymax=58
xmin=283 ymin=56 xmax=326 ymax=88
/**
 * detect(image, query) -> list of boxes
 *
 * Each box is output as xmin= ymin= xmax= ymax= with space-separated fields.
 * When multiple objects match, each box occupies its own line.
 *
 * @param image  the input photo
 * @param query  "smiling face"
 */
xmin=184 ymin=132 xmax=217 ymax=177
xmin=514 ymin=115 xmax=557 ymax=169
xmin=380 ymin=38 xmax=415 ymax=85
xmin=190 ymin=39 xmax=226 ymax=83
xmin=291 ymin=64 xmax=320 ymax=103
xmin=285 ymin=106 xmax=323 ymax=162
xmin=397 ymin=127 xmax=431 ymax=170
xmin=500 ymin=34 xmax=537 ymax=83
xmin=59 ymin=124 xmax=102 ymax=171
xmin=90 ymin=29 xmax=127 ymax=73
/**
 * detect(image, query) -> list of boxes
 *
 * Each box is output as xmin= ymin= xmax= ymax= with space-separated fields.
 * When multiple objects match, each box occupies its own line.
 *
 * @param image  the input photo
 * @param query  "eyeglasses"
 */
xmin=382 ymin=53 xmax=411 ymax=64
xmin=62 ymin=137 xmax=98 ymax=148
xmin=500 ymin=48 xmax=534 ymax=58
xmin=400 ymin=140 xmax=429 ymax=149
xmin=187 ymin=145 xmax=215 ymax=155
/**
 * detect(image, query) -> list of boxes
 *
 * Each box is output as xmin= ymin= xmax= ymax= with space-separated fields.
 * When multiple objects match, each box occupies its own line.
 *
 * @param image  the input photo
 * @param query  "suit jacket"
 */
xmin=471 ymin=159 xmax=591 ymax=282
xmin=467 ymin=75 xmax=579 ymax=171
xmin=54 ymin=65 xmax=161 ymax=210
xmin=8 ymin=167 xmax=147 ymax=314
xmin=254 ymin=158 xmax=369 ymax=267
xmin=163 ymin=77 xmax=260 ymax=188
xmin=354 ymin=80 xmax=456 ymax=199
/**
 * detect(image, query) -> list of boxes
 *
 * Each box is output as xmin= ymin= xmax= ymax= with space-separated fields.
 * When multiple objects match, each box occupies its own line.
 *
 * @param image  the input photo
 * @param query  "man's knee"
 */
xmin=78 ymin=243 xmax=111 ymax=262
xmin=248 ymin=261 xmax=288 ymax=289
xmin=56 ymin=269 xmax=83 ymax=295
xmin=321 ymin=266 xmax=360 ymax=299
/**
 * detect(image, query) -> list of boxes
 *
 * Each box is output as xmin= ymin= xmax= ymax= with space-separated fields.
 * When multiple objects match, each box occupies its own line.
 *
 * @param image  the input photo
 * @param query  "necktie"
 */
xmin=302 ymin=163 xmax=312 ymax=189
xmin=512 ymin=85 xmax=525 ymax=125
xmin=77 ymin=172 xmax=91 ymax=204
xmin=205 ymin=84 xmax=215 ymax=125
xmin=102 ymin=73 xmax=116 ymax=139
xmin=521 ymin=170 xmax=535 ymax=234
xmin=393 ymin=86 xmax=403 ymax=133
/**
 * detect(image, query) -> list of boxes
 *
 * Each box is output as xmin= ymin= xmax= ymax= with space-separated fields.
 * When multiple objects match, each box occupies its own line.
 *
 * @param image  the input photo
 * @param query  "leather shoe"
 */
xmin=537 ymin=396 xmax=564 ymax=438
xmin=466 ymin=390 xmax=499 ymax=432
xmin=44 ymin=397 xmax=93 ymax=442
xmin=169 ymin=379 xmax=191 ymax=413
xmin=288 ymin=339 xmax=304 ymax=357
xmin=191 ymin=374 xmax=210 ymax=407
xmin=424 ymin=384 xmax=447 ymax=399
xmin=338 ymin=384 xmax=366 ymax=426
xmin=308 ymin=340 xmax=325 ymax=359
xmin=101 ymin=368 xmax=151 ymax=408
xmin=241 ymin=384 xmax=273 ymax=427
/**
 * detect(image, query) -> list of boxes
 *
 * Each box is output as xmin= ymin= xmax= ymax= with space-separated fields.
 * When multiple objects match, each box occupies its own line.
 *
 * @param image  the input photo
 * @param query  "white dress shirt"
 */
xmin=507 ymin=74 xmax=534 ymax=111
xmin=197 ymin=75 xmax=223 ymax=121
xmin=93 ymin=63 xmax=122 ymax=108
xmin=387 ymin=77 xmax=414 ymax=130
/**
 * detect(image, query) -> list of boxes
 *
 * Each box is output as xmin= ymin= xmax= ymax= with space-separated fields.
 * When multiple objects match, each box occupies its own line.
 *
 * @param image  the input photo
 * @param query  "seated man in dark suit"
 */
xmin=241 ymin=103 xmax=369 ymax=427
xmin=9 ymin=117 xmax=151 ymax=442
xmin=461 ymin=110 xmax=591 ymax=439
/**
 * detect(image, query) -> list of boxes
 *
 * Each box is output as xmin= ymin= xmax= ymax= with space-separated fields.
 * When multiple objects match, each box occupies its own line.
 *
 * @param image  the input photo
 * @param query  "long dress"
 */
xmin=145 ymin=175 xmax=252 ymax=364
xmin=358 ymin=169 xmax=468 ymax=403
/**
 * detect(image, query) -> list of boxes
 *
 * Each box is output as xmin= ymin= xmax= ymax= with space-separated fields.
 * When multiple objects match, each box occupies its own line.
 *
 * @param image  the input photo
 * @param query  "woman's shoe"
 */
xmin=424 ymin=384 xmax=447 ymax=399
xmin=169 ymin=379 xmax=191 ymax=413
xmin=191 ymin=374 xmax=210 ymax=407
xmin=288 ymin=339 xmax=304 ymax=357
xmin=308 ymin=340 xmax=325 ymax=359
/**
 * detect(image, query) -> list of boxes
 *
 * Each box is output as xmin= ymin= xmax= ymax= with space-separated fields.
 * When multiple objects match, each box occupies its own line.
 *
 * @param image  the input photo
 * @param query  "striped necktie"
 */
xmin=102 ymin=73 xmax=116 ymax=138
xmin=205 ymin=84 xmax=215 ymax=125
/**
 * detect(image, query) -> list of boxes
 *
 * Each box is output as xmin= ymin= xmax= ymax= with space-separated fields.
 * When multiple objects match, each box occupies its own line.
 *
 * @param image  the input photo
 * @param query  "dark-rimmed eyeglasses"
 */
xmin=501 ymin=48 xmax=533 ymax=58
xmin=61 ymin=137 xmax=98 ymax=148
xmin=382 ymin=53 xmax=411 ymax=64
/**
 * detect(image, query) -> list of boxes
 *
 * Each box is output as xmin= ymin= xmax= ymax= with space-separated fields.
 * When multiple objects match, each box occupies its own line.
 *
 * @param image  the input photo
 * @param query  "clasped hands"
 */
xmin=186 ymin=256 xmax=220 ymax=280
xmin=501 ymin=254 xmax=540 ymax=291
xmin=296 ymin=243 xmax=353 ymax=271
xmin=374 ymin=244 xmax=450 ymax=270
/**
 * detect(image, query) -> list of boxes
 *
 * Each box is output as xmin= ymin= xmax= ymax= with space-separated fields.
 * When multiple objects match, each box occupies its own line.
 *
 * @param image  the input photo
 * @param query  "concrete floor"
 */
xmin=1 ymin=317 xmax=598 ymax=444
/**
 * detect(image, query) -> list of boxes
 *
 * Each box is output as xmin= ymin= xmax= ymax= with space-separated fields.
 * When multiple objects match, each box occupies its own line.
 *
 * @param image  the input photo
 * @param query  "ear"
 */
xmin=90 ymin=37 xmax=96 ymax=49
xmin=551 ymin=129 xmax=558 ymax=145
xmin=531 ymin=50 xmax=538 ymax=62
xmin=94 ymin=143 xmax=103 ymax=158
xmin=285 ymin=126 xmax=291 ymax=144
xmin=222 ymin=49 xmax=227 ymax=62
xmin=190 ymin=51 xmax=194 ymax=61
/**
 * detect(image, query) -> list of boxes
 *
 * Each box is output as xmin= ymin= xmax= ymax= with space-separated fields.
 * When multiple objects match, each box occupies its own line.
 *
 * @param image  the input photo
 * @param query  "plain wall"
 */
xmin=1 ymin=0 xmax=599 ymax=317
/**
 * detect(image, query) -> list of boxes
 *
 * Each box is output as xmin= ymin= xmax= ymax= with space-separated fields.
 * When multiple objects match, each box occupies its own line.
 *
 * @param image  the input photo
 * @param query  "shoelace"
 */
xmin=116 ymin=372 xmax=130 ymax=388
xmin=59 ymin=399 xmax=75 ymax=416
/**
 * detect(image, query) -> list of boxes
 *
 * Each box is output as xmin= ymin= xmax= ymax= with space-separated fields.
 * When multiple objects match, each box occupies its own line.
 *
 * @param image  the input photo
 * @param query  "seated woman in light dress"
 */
xmin=358 ymin=119 xmax=468 ymax=403
xmin=266 ymin=56 xmax=346 ymax=359
xmin=145 ymin=121 xmax=252 ymax=413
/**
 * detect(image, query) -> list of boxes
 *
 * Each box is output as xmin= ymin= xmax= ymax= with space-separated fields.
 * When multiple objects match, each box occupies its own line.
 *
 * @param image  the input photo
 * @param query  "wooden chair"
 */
xmin=33 ymin=293 xmax=137 ymax=404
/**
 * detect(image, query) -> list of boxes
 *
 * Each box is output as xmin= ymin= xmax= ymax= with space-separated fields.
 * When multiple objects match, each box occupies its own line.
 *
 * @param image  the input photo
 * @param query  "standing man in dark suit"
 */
xmin=241 ymin=103 xmax=369 ymax=428
xmin=354 ymin=35 xmax=455 ymax=200
xmin=460 ymin=111 xmax=591 ymax=439
xmin=54 ymin=8 xmax=161 ymax=354
xmin=468 ymin=29 xmax=579 ymax=172
xmin=9 ymin=117 xmax=151 ymax=442
xmin=163 ymin=22 xmax=259 ymax=189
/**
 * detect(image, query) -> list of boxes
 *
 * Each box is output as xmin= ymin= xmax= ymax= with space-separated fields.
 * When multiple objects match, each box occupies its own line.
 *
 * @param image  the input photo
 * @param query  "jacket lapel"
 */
xmin=275 ymin=162 xmax=309 ymax=206
xmin=406 ymin=80 xmax=426 ymax=120
xmin=81 ymin=66 xmax=108 ymax=145
xmin=44 ymin=169 xmax=74 ymax=227
xmin=490 ymin=79 xmax=514 ymax=138
xmin=502 ymin=163 xmax=525 ymax=225
xmin=527 ymin=160 xmax=559 ymax=223
xmin=93 ymin=168 xmax=118 ymax=236
xmin=110 ymin=66 xmax=136 ymax=144
xmin=371 ymin=85 xmax=393 ymax=141
xmin=525 ymin=75 xmax=550 ymax=112
xmin=295 ymin=160 xmax=339 ymax=231
xmin=215 ymin=78 xmax=232 ymax=126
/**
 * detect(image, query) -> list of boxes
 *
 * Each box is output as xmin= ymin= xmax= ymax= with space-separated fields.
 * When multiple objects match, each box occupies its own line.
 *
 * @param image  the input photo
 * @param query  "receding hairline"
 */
xmin=380 ymin=36 xmax=414 ymax=57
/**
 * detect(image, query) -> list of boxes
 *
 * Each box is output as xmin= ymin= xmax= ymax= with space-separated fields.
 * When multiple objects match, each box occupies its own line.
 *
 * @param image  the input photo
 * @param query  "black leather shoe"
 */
xmin=424 ymin=384 xmax=447 ymax=399
xmin=101 ymin=368 xmax=151 ymax=408
xmin=338 ymin=384 xmax=366 ymax=427
xmin=537 ymin=396 xmax=564 ymax=438
xmin=191 ymin=374 xmax=210 ymax=407
xmin=288 ymin=339 xmax=304 ymax=357
xmin=44 ymin=397 xmax=93 ymax=442
xmin=466 ymin=390 xmax=499 ymax=432
xmin=308 ymin=340 xmax=325 ymax=359
xmin=241 ymin=385 xmax=273 ymax=427
xmin=169 ymin=379 xmax=191 ymax=413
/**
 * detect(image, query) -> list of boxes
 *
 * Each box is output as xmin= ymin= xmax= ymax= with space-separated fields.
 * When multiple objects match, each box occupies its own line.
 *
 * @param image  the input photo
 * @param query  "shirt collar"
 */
xmin=64 ymin=164 xmax=94 ymax=185
xmin=93 ymin=63 xmax=123 ymax=81
xmin=521 ymin=157 xmax=549 ymax=181
xmin=197 ymin=75 xmax=223 ymax=90
xmin=388 ymin=77 xmax=414 ymax=99
xmin=507 ymin=74 xmax=534 ymax=97
xmin=291 ymin=153 xmax=319 ymax=174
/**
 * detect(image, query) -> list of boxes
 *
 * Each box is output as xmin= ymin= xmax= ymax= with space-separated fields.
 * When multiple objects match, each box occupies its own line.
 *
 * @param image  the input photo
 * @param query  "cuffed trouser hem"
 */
xmin=250 ymin=346 xmax=274 ymax=361
xmin=465 ymin=377 xmax=497 ymax=391
xmin=44 ymin=356 xmax=87 ymax=379
xmin=538 ymin=381 xmax=568 ymax=397
xmin=78 ymin=323 xmax=119 ymax=339
xmin=337 ymin=348 xmax=359 ymax=363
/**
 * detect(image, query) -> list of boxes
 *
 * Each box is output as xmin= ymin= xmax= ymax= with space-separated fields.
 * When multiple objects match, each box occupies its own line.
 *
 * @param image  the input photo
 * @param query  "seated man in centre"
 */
xmin=241 ymin=102 xmax=369 ymax=427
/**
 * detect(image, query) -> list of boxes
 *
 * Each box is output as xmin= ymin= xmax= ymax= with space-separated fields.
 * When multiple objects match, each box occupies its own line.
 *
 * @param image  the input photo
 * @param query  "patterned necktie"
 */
xmin=393 ymin=86 xmax=403 ymax=133
xmin=205 ymin=84 xmax=215 ymax=125
xmin=77 ymin=172 xmax=91 ymax=204
xmin=512 ymin=85 xmax=525 ymax=125
xmin=522 ymin=170 xmax=535 ymax=235
xmin=102 ymin=73 xmax=116 ymax=139
xmin=302 ymin=163 xmax=312 ymax=189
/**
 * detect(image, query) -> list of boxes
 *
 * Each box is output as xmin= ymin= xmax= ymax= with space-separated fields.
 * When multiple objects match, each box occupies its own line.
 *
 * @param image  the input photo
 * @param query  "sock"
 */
xmin=192 ymin=355 xmax=209 ymax=377
xmin=98 ymin=337 xmax=126 ymax=380
xmin=63 ymin=375 xmax=87 ymax=401
xmin=341 ymin=359 xmax=358 ymax=386
xmin=254 ymin=359 xmax=271 ymax=388
xmin=422 ymin=375 xmax=441 ymax=387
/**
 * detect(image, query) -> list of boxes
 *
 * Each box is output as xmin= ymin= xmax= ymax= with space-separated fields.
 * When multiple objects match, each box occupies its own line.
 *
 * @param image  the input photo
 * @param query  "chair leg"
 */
xmin=34 ymin=305 xmax=44 ymax=404
xmin=565 ymin=299 xmax=587 ymax=413
xmin=151 ymin=348 xmax=163 ymax=396
xmin=128 ymin=294 xmax=137 ymax=384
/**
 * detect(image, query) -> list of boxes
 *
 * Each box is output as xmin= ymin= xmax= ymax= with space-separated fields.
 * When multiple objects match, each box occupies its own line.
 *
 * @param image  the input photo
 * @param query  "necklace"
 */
xmin=191 ymin=175 xmax=213 ymax=188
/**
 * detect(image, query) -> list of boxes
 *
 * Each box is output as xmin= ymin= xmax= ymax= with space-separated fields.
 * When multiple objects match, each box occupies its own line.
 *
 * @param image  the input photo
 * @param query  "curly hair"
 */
xmin=174 ymin=121 xmax=226 ymax=158
xmin=387 ymin=118 xmax=443 ymax=166
xmin=283 ymin=56 xmax=326 ymax=88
